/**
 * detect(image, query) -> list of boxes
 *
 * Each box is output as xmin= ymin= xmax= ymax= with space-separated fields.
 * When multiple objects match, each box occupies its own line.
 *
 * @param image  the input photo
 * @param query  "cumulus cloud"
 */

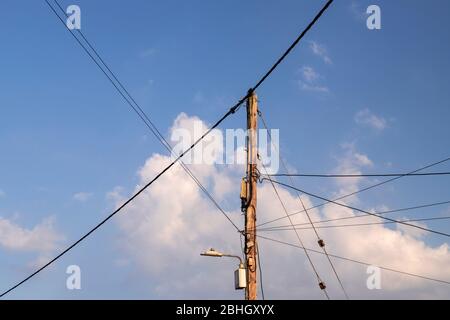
xmin=396 ymin=219 xmax=429 ymax=239
xmin=354 ymin=108 xmax=387 ymax=131
xmin=301 ymin=66 xmax=320 ymax=83
xmin=309 ymin=41 xmax=332 ymax=64
xmin=109 ymin=114 xmax=450 ymax=299
xmin=73 ymin=192 xmax=93 ymax=202
xmin=300 ymin=82 xmax=330 ymax=93
xmin=331 ymin=143 xmax=373 ymax=199
xmin=0 ymin=216 xmax=64 ymax=267
xmin=299 ymin=66 xmax=329 ymax=94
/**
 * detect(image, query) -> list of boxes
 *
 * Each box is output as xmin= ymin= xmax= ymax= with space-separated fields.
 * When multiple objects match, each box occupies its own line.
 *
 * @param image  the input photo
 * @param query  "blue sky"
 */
xmin=1 ymin=0 xmax=450 ymax=299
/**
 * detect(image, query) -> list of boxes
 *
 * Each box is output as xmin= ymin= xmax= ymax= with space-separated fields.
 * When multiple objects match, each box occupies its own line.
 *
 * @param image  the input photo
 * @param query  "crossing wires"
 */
xmin=258 ymin=110 xmax=349 ymax=299
xmin=259 ymin=216 xmax=450 ymax=232
xmin=47 ymin=0 xmax=240 ymax=232
xmin=0 ymin=96 xmax=240 ymax=298
xmin=258 ymin=157 xmax=450 ymax=228
xmin=265 ymin=172 xmax=450 ymax=178
xmin=257 ymin=234 xmax=450 ymax=286
xmin=261 ymin=179 xmax=450 ymax=238
xmin=258 ymin=200 xmax=450 ymax=231
xmin=1 ymin=0 xmax=337 ymax=298
xmin=260 ymin=160 xmax=330 ymax=299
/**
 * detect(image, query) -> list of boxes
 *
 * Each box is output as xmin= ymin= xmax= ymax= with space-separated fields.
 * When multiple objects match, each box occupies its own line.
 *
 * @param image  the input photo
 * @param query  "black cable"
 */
xmin=259 ymin=200 xmax=450 ymax=231
xmin=259 ymin=113 xmax=348 ymax=299
xmin=49 ymin=0 xmax=239 ymax=233
xmin=11 ymin=0 xmax=337 ymax=299
xmin=259 ymin=216 xmax=450 ymax=232
xmin=256 ymin=241 xmax=265 ymax=300
xmin=0 ymin=81 xmax=241 ymax=299
xmin=257 ymin=235 xmax=450 ymax=286
xmin=214 ymin=0 xmax=334 ymax=291
xmin=50 ymin=0 xmax=336 ymax=233
xmin=257 ymin=157 xmax=450 ymax=228
xmin=231 ymin=0 xmax=335 ymax=112
xmin=259 ymin=163 xmax=330 ymax=300
xmin=251 ymin=0 xmax=334 ymax=92
xmin=265 ymin=172 xmax=450 ymax=178
xmin=262 ymin=179 xmax=450 ymax=238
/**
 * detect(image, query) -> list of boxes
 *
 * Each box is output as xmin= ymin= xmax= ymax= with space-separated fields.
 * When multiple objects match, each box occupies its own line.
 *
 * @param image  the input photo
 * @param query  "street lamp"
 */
xmin=200 ymin=248 xmax=246 ymax=290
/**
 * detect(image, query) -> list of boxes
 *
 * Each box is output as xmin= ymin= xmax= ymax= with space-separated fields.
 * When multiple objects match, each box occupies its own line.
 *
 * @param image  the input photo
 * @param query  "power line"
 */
xmin=259 ymin=163 xmax=330 ymax=299
xmin=48 ymin=0 xmax=336 ymax=233
xmin=252 ymin=0 xmax=334 ymax=92
xmin=261 ymin=179 xmax=450 ymax=238
xmin=259 ymin=200 xmax=450 ymax=231
xmin=259 ymin=216 xmax=450 ymax=232
xmin=257 ymin=157 xmax=450 ymax=228
xmin=258 ymin=111 xmax=348 ymax=299
xmin=257 ymin=234 xmax=450 ymax=286
xmin=265 ymin=172 xmax=450 ymax=178
xmin=49 ymin=0 xmax=334 ymax=234
xmin=2 ymin=0 xmax=337 ymax=299
xmin=235 ymin=0 xmax=335 ymax=111
xmin=49 ymin=0 xmax=239 ymax=232
xmin=256 ymin=241 xmax=265 ymax=300
xmin=0 ymin=83 xmax=241 ymax=299
xmin=243 ymin=0 xmax=336 ymax=299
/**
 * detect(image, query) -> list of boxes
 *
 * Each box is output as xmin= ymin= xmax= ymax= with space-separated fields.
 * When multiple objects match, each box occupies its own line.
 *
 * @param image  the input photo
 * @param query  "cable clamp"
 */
xmin=318 ymin=239 xmax=325 ymax=248
xmin=253 ymin=168 xmax=262 ymax=182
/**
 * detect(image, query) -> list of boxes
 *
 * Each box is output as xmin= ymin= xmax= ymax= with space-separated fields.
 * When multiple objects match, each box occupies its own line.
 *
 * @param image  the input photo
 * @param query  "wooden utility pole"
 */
xmin=245 ymin=90 xmax=258 ymax=300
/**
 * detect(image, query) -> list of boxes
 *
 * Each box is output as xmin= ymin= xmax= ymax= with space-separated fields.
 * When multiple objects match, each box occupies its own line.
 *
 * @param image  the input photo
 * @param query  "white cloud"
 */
xmin=332 ymin=143 xmax=373 ymax=199
xmin=0 ymin=216 xmax=64 ymax=267
xmin=0 ymin=189 xmax=5 ymax=197
xmin=396 ymin=219 xmax=429 ymax=239
xmin=107 ymin=186 xmax=124 ymax=201
xmin=109 ymin=115 xmax=450 ymax=299
xmin=299 ymin=66 xmax=329 ymax=93
xmin=299 ymin=81 xmax=329 ymax=93
xmin=301 ymin=66 xmax=320 ymax=83
xmin=309 ymin=41 xmax=332 ymax=64
xmin=73 ymin=192 xmax=93 ymax=202
xmin=349 ymin=1 xmax=367 ymax=21
xmin=355 ymin=108 xmax=387 ymax=131
xmin=354 ymin=153 xmax=373 ymax=167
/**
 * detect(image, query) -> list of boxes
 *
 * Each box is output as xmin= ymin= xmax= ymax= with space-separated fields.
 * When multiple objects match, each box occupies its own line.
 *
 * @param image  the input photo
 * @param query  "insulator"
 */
xmin=318 ymin=239 xmax=325 ymax=248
